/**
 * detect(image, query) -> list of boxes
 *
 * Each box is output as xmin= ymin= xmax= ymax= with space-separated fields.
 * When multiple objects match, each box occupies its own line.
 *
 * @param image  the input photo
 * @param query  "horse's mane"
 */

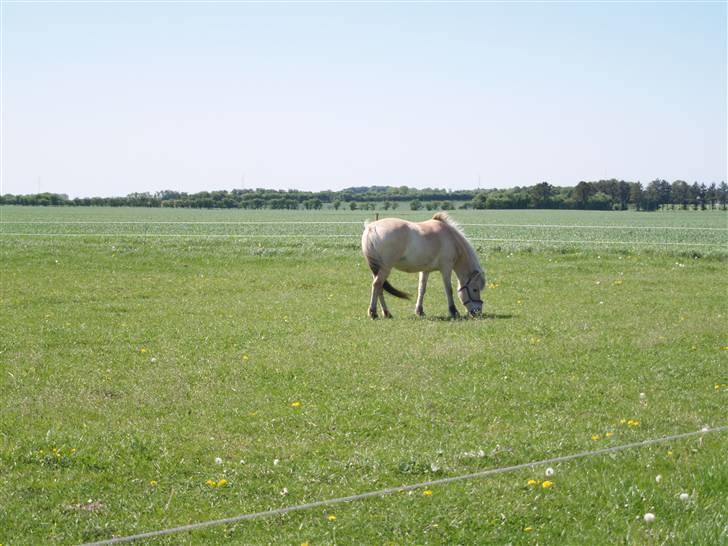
xmin=432 ymin=212 xmax=480 ymax=269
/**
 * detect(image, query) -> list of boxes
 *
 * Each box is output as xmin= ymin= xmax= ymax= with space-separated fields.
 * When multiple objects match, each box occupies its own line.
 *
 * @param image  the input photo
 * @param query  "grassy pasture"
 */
xmin=0 ymin=206 xmax=726 ymax=545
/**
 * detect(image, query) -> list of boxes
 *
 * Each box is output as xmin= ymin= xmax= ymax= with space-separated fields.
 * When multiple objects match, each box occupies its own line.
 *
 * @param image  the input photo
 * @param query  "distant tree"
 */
xmin=349 ymin=201 xmax=358 ymax=211
xmin=671 ymin=180 xmax=691 ymax=210
xmin=718 ymin=182 xmax=728 ymax=210
xmin=587 ymin=192 xmax=613 ymax=210
xmin=573 ymin=181 xmax=594 ymax=209
xmin=303 ymin=198 xmax=322 ymax=210
xmin=410 ymin=199 xmax=423 ymax=211
xmin=706 ymin=183 xmax=717 ymax=209
xmin=332 ymin=199 xmax=342 ymax=210
xmin=530 ymin=182 xmax=554 ymax=208
xmin=629 ymin=182 xmax=644 ymax=210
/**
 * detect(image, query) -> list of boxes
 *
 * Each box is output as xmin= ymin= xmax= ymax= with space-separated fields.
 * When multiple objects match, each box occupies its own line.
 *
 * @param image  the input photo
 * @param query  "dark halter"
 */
xmin=458 ymin=271 xmax=484 ymax=306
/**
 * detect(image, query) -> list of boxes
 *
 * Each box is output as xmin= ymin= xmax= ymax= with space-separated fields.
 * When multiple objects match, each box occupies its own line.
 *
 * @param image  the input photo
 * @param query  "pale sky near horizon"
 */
xmin=1 ymin=1 xmax=726 ymax=198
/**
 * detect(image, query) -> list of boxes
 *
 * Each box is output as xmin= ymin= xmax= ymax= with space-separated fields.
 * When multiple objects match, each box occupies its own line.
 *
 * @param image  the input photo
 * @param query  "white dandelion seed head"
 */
xmin=655 ymin=474 xmax=662 ymax=483
xmin=639 ymin=392 xmax=646 ymax=400
xmin=430 ymin=463 xmax=440 ymax=472
xmin=273 ymin=458 xmax=280 ymax=466
xmin=679 ymin=493 xmax=690 ymax=501
xmin=214 ymin=457 xmax=223 ymax=465
xmin=545 ymin=467 xmax=554 ymax=477
xmin=643 ymin=512 xmax=656 ymax=523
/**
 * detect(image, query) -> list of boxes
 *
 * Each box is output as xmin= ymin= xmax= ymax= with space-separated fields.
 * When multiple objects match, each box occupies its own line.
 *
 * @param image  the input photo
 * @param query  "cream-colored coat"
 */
xmin=361 ymin=212 xmax=485 ymax=319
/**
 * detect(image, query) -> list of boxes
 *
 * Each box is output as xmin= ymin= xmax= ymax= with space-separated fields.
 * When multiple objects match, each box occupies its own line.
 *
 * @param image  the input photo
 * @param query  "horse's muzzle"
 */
xmin=469 ymin=307 xmax=483 ymax=317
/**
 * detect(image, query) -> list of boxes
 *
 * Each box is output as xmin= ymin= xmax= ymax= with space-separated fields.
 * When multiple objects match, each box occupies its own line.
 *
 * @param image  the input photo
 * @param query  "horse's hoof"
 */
xmin=383 ymin=310 xmax=393 ymax=319
xmin=368 ymin=310 xmax=379 ymax=319
xmin=415 ymin=307 xmax=424 ymax=317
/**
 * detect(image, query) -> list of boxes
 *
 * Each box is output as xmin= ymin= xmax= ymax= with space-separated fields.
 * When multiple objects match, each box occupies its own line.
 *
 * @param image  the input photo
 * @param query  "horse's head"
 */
xmin=458 ymin=270 xmax=485 ymax=317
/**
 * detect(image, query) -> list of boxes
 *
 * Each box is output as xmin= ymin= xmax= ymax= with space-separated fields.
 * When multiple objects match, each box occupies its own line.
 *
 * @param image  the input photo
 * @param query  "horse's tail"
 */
xmin=367 ymin=257 xmax=410 ymax=300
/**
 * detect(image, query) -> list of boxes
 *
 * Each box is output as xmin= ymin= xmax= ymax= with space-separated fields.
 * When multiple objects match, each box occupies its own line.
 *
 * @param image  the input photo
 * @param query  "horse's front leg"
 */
xmin=441 ymin=269 xmax=459 ymax=319
xmin=415 ymin=271 xmax=429 ymax=316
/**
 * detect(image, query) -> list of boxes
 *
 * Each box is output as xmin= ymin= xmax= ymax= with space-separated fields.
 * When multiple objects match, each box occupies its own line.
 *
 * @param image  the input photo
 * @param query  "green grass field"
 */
xmin=1 ymin=207 xmax=726 ymax=545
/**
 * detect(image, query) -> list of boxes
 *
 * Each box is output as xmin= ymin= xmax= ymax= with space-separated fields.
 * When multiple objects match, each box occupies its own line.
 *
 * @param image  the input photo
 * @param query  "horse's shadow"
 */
xmin=412 ymin=312 xmax=516 ymax=322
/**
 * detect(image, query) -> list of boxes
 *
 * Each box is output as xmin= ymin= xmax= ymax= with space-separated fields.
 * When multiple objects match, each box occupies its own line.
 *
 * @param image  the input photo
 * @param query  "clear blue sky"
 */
xmin=2 ymin=1 xmax=726 ymax=197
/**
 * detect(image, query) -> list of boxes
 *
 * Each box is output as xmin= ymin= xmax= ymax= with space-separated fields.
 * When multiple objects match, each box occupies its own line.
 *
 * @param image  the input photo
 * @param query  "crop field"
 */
xmin=1 ymin=206 xmax=727 ymax=545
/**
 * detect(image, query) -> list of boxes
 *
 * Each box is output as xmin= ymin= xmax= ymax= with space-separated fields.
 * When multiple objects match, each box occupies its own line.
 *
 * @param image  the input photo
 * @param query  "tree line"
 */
xmin=2 ymin=179 xmax=726 ymax=211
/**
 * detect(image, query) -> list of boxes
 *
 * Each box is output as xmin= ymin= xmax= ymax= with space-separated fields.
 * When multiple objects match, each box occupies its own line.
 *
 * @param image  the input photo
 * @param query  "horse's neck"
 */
xmin=454 ymin=248 xmax=480 ymax=281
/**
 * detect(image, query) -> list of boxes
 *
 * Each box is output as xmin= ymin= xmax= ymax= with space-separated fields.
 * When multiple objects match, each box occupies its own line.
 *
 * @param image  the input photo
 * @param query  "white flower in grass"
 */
xmin=545 ymin=467 xmax=554 ymax=477
xmin=273 ymin=458 xmax=280 ymax=466
xmin=655 ymin=474 xmax=662 ymax=483
xmin=679 ymin=492 xmax=690 ymax=502
xmin=643 ymin=512 xmax=656 ymax=523
xmin=214 ymin=457 xmax=223 ymax=465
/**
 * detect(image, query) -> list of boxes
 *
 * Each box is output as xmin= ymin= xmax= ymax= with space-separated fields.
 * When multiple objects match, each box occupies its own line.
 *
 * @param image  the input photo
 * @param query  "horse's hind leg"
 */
xmin=368 ymin=278 xmax=380 ymax=319
xmin=378 ymin=293 xmax=392 ymax=318
xmin=415 ymin=271 xmax=429 ymax=316
xmin=369 ymin=268 xmax=393 ymax=319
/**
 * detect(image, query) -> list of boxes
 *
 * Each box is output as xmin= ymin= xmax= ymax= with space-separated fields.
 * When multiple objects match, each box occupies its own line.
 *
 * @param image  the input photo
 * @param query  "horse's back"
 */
xmin=362 ymin=217 xmax=454 ymax=273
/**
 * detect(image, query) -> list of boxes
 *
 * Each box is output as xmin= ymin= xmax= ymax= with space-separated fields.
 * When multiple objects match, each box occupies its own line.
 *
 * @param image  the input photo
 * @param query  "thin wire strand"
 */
xmin=1 ymin=220 xmax=726 ymax=230
xmin=0 ymin=232 xmax=724 ymax=247
xmin=80 ymin=426 xmax=727 ymax=546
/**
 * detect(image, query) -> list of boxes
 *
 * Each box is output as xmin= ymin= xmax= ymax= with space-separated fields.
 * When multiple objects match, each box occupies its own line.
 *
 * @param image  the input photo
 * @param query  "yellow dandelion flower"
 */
xmin=423 ymin=489 xmax=433 ymax=496
xmin=613 ymin=279 xmax=623 ymax=285
xmin=291 ymin=401 xmax=302 ymax=408
xmin=542 ymin=480 xmax=554 ymax=489
xmin=591 ymin=434 xmax=601 ymax=441
xmin=140 ymin=347 xmax=147 ymax=353
xmin=527 ymin=479 xmax=539 ymax=486
xmin=605 ymin=431 xmax=614 ymax=438
xmin=721 ymin=346 xmax=728 ymax=351
xmin=243 ymin=355 xmax=249 ymax=361
xmin=524 ymin=526 xmax=534 ymax=532
xmin=217 ymin=479 xmax=227 ymax=487
xmin=627 ymin=419 xmax=640 ymax=428
xmin=619 ymin=418 xmax=627 ymax=425
xmin=206 ymin=479 xmax=216 ymax=487
xmin=327 ymin=514 xmax=337 ymax=522
xmin=301 ymin=543 xmax=309 ymax=546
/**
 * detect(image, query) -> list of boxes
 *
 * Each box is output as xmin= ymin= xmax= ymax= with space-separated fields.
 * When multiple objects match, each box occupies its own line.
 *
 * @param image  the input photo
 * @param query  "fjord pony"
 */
xmin=361 ymin=212 xmax=485 ymax=319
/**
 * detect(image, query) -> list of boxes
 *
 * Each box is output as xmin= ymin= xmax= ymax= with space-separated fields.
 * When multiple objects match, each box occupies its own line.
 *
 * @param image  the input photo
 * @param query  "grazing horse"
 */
xmin=361 ymin=212 xmax=486 ymax=319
